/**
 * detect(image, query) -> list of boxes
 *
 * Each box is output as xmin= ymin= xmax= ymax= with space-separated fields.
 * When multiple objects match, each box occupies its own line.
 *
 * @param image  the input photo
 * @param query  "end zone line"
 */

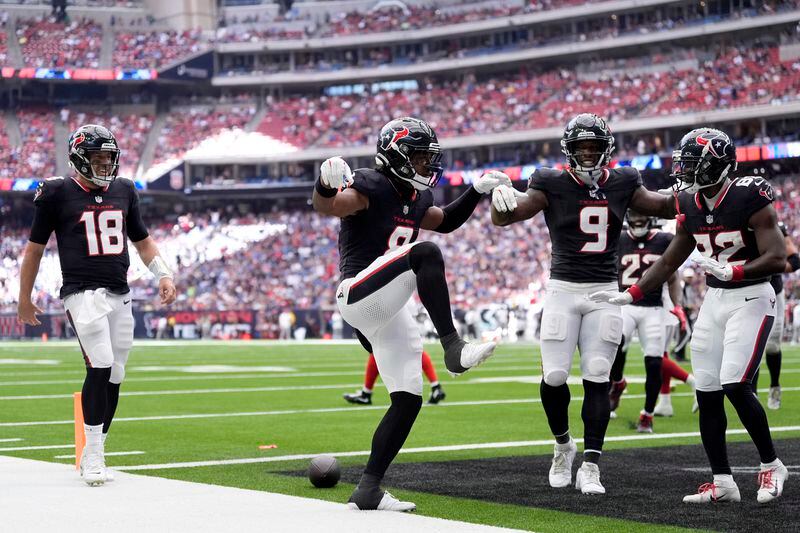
xmin=0 ymin=444 xmax=74 ymax=452
xmin=116 ymin=425 xmax=800 ymax=472
xmin=52 ymin=451 xmax=145 ymax=459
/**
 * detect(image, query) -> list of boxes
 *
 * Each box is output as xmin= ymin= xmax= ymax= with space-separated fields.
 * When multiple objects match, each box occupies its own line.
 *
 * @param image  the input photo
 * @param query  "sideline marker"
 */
xmin=73 ymin=392 xmax=85 ymax=470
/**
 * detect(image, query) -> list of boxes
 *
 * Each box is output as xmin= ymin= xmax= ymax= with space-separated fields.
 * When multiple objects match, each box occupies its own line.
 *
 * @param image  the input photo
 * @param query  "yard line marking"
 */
xmin=0 ymin=438 xmax=23 ymax=443
xmin=116 ymin=425 xmax=800 ymax=471
xmin=53 ymin=451 xmax=145 ymax=459
xmin=0 ymin=444 xmax=74 ymax=451
xmin=0 ymin=374 xmax=600 ymax=400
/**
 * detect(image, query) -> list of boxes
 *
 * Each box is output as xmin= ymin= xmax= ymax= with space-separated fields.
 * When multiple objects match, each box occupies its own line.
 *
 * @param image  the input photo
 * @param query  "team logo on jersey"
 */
xmin=759 ymin=186 xmax=774 ymax=201
xmin=706 ymin=214 xmax=714 ymax=224
xmin=95 ymin=195 xmax=103 ymax=203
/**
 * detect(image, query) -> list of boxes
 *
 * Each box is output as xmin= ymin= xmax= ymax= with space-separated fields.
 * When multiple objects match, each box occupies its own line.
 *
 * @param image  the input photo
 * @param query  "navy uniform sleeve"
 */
xmin=621 ymin=166 xmax=643 ymax=188
xmin=125 ymin=180 xmax=149 ymax=242
xmin=29 ymin=180 xmax=58 ymax=244
xmin=345 ymin=169 xmax=375 ymax=198
xmin=527 ymin=168 xmax=548 ymax=191
xmin=743 ymin=177 xmax=774 ymax=219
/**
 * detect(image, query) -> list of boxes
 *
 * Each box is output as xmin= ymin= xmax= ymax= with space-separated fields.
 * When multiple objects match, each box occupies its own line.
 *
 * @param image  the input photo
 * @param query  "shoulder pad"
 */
xmin=616 ymin=166 xmax=641 ymax=179
xmin=528 ymin=167 xmax=562 ymax=189
xmin=732 ymin=176 xmax=774 ymax=202
xmin=33 ymin=177 xmax=65 ymax=203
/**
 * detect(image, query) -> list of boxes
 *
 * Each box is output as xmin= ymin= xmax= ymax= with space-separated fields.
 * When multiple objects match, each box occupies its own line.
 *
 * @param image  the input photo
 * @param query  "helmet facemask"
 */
xmin=671 ymin=150 xmax=733 ymax=195
xmin=626 ymin=211 xmax=651 ymax=238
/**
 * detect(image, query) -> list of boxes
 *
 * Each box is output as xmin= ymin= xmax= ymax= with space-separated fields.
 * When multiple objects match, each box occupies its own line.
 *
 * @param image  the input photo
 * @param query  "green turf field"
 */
xmin=2 ymin=340 xmax=799 ymax=532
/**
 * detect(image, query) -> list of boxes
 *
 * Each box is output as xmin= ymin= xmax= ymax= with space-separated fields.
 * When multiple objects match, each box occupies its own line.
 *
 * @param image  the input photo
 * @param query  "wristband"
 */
xmin=731 ymin=265 xmax=745 ymax=282
xmin=628 ymin=284 xmax=644 ymax=303
xmin=148 ymin=256 xmax=173 ymax=280
xmin=315 ymin=179 xmax=337 ymax=198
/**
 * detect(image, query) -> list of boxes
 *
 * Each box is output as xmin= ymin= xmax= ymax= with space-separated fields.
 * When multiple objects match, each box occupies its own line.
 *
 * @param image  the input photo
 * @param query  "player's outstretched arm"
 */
xmin=629 ymin=186 xmax=677 ymax=219
xmin=745 ymin=204 xmax=787 ymax=279
xmin=421 ymin=170 xmax=512 ymax=232
xmin=312 ymin=157 xmax=368 ymax=218
xmin=132 ymin=236 xmax=177 ymax=305
xmin=592 ymin=224 xmax=696 ymax=305
xmin=17 ymin=242 xmax=46 ymax=325
xmin=491 ymin=187 xmax=547 ymax=227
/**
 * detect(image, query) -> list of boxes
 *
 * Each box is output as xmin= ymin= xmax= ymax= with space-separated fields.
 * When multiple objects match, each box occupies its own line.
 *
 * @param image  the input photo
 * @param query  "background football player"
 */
xmin=491 ymin=113 xmax=677 ymax=495
xmin=313 ymin=116 xmax=508 ymax=511
xmin=752 ymin=221 xmax=800 ymax=409
xmin=17 ymin=125 xmax=176 ymax=486
xmin=608 ymin=209 xmax=688 ymax=432
xmin=592 ymin=127 xmax=788 ymax=504
xmin=343 ymin=348 xmax=445 ymax=405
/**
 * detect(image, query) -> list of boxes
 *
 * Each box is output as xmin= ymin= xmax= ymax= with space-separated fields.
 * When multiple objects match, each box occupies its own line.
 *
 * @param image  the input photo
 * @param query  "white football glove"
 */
xmin=319 ymin=156 xmax=352 ymax=190
xmin=693 ymin=256 xmax=733 ymax=281
xmin=589 ymin=290 xmax=634 ymax=306
xmin=491 ymin=184 xmax=526 ymax=213
xmin=474 ymin=170 xmax=513 ymax=194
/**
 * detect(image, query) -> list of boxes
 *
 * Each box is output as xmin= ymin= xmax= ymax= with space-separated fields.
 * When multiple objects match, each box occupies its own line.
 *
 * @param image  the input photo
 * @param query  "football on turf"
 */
xmin=308 ymin=455 xmax=340 ymax=488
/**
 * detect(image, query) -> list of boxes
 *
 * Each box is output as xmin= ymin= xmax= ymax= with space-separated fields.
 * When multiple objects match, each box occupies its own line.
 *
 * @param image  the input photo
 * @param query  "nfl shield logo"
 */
xmin=705 ymin=214 xmax=714 ymax=224
xmin=403 ymin=205 xmax=409 ymax=214
xmin=638 ymin=243 xmax=644 ymax=249
xmin=95 ymin=196 xmax=103 ymax=203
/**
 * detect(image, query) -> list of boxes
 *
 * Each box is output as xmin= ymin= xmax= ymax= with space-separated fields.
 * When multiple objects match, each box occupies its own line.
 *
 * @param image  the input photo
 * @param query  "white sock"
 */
xmin=713 ymin=474 xmax=735 ymax=486
xmin=362 ymin=387 xmax=372 ymax=394
xmin=84 ymin=424 xmax=103 ymax=449
xmin=430 ymin=381 xmax=439 ymax=388
xmin=761 ymin=458 xmax=782 ymax=469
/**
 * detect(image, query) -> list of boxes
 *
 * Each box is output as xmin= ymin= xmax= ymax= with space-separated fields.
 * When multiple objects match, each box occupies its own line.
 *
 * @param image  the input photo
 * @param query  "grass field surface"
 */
xmin=2 ymin=340 xmax=799 ymax=532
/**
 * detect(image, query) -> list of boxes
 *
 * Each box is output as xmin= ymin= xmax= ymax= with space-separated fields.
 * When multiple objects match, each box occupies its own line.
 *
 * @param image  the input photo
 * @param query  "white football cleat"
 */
xmin=575 ymin=462 xmax=605 ymax=495
xmin=447 ymin=341 xmax=496 ymax=377
xmin=348 ymin=491 xmax=415 ymax=512
xmin=81 ymin=448 xmax=107 ymax=487
xmin=767 ymin=386 xmax=781 ymax=410
xmin=683 ymin=481 xmax=740 ymax=503
xmin=653 ymin=394 xmax=673 ymax=417
xmin=548 ymin=439 xmax=577 ymax=488
xmin=757 ymin=461 xmax=788 ymax=504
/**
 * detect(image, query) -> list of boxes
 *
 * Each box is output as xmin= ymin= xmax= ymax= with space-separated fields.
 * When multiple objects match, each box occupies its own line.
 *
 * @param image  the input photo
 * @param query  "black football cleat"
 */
xmin=427 ymin=384 xmax=446 ymax=405
xmin=343 ymin=389 xmax=372 ymax=405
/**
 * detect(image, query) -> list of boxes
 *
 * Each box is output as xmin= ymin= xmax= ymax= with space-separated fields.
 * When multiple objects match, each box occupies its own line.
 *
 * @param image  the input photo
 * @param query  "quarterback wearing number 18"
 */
xmin=17 ymin=125 xmax=176 ymax=487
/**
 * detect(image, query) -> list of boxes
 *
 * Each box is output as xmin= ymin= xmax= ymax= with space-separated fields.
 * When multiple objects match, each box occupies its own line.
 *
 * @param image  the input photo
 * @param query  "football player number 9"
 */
xmin=579 ymin=206 xmax=608 ymax=253
xmin=79 ymin=210 xmax=124 ymax=256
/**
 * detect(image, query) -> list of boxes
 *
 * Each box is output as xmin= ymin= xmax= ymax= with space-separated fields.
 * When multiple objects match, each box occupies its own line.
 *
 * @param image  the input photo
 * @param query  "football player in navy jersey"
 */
xmin=491 ymin=113 xmax=677 ymax=495
xmin=313 ymin=117 xmax=510 ymax=511
xmin=17 ymin=125 xmax=176 ymax=486
xmin=592 ymin=127 xmax=788 ymax=504
xmin=609 ymin=210 xmax=689 ymax=432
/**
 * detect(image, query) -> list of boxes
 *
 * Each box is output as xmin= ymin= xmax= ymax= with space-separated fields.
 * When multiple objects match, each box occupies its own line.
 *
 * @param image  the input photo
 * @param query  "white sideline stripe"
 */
xmin=0 ymin=444 xmax=74 ymax=451
xmin=0 ymin=438 xmax=23 ymax=443
xmin=0 ymin=456 xmax=524 ymax=533
xmin=53 ymin=451 xmax=145 ymax=459
xmin=117 ymin=425 xmax=800 ymax=472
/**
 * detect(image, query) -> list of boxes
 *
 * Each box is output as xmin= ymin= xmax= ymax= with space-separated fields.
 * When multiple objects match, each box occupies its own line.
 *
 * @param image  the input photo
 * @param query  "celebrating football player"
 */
xmin=313 ymin=117 xmax=508 ymax=511
xmin=491 ymin=113 xmax=677 ymax=495
xmin=591 ymin=128 xmax=788 ymax=504
xmin=17 ymin=125 xmax=176 ymax=486
xmin=607 ymin=210 xmax=693 ymax=432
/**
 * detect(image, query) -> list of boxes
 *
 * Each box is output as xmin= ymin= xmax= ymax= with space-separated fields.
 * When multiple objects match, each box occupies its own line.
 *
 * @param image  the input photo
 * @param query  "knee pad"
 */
xmin=583 ymin=356 xmax=611 ymax=382
xmin=110 ymin=361 xmax=126 ymax=384
xmin=694 ymin=369 xmax=721 ymax=392
xmin=765 ymin=341 xmax=780 ymax=356
xmin=543 ymin=369 xmax=569 ymax=387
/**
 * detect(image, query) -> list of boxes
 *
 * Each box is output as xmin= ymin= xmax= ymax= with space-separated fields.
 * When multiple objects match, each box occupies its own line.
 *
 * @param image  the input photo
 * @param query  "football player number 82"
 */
xmin=79 ymin=210 xmax=124 ymax=256
xmin=579 ymin=206 xmax=608 ymax=253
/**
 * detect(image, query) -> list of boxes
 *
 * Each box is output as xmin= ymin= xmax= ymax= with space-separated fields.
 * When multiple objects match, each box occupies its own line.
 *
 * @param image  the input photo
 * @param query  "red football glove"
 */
xmin=671 ymin=305 xmax=688 ymax=332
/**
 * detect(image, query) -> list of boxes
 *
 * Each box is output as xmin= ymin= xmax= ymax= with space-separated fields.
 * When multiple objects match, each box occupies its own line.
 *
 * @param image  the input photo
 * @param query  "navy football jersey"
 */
xmin=528 ymin=166 xmax=642 ymax=283
xmin=29 ymin=176 xmax=149 ymax=299
xmin=338 ymin=168 xmax=434 ymax=278
xmin=677 ymin=176 xmax=774 ymax=289
xmin=618 ymin=230 xmax=673 ymax=307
